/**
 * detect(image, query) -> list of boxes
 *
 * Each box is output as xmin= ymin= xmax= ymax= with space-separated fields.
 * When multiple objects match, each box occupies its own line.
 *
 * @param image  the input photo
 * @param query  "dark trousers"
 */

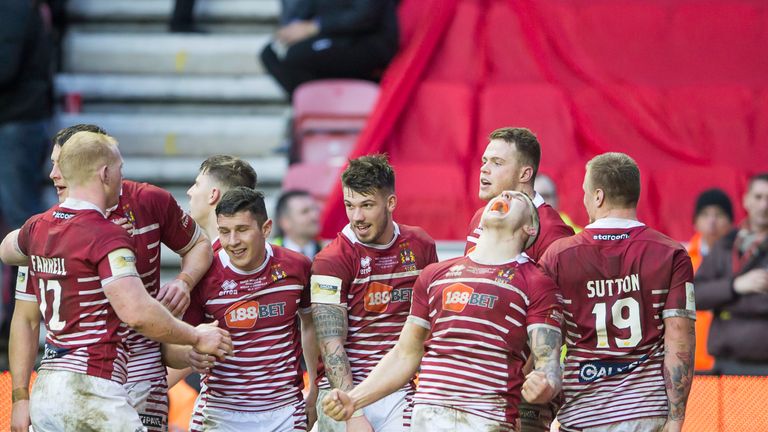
xmin=260 ymin=35 xmax=395 ymax=96
xmin=170 ymin=0 xmax=196 ymax=29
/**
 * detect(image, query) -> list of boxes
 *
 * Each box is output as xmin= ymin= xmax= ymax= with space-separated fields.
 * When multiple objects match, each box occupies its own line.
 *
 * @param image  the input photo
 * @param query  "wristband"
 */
xmin=12 ymin=388 xmax=29 ymax=403
xmin=351 ymin=409 xmax=364 ymax=418
xmin=176 ymin=272 xmax=195 ymax=287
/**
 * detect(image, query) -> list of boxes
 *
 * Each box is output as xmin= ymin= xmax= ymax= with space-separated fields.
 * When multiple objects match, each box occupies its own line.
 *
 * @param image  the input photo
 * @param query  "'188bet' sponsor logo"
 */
xmin=224 ymin=300 xmax=287 ymax=329
xmin=364 ymin=282 xmax=412 ymax=313
xmin=442 ymin=283 xmax=499 ymax=313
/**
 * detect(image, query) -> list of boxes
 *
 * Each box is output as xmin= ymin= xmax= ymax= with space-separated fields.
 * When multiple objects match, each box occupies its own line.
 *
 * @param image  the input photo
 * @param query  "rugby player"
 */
xmin=1 ymin=131 xmax=232 ymax=432
xmin=322 ymin=191 xmax=563 ymax=431
xmin=540 ymin=152 xmax=696 ymax=432
xmin=310 ymin=154 xmax=438 ymax=431
xmin=164 ymin=187 xmax=318 ymax=431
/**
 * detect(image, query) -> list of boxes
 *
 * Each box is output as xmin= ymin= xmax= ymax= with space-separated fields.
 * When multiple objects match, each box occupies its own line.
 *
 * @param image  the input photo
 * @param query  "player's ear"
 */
xmin=386 ymin=193 xmax=397 ymax=213
xmin=519 ymin=165 xmax=534 ymax=184
xmin=209 ymin=187 xmax=221 ymax=206
xmin=594 ymin=188 xmax=605 ymax=208
xmin=98 ymin=164 xmax=109 ymax=184
xmin=261 ymin=219 xmax=273 ymax=238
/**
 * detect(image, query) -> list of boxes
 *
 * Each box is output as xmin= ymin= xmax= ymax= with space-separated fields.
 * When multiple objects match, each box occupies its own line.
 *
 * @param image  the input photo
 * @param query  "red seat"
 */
xmin=281 ymin=162 xmax=342 ymax=201
xmin=293 ymin=79 xmax=380 ymax=135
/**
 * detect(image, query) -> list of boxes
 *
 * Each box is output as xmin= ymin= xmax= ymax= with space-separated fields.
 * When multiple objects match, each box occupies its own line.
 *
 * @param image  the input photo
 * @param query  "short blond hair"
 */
xmin=586 ymin=152 xmax=640 ymax=207
xmin=59 ymin=131 xmax=120 ymax=186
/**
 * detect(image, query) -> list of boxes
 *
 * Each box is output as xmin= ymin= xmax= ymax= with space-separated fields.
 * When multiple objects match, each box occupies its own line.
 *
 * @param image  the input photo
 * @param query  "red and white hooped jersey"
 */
xmin=16 ymin=198 xmax=140 ymax=382
xmin=184 ymin=243 xmax=311 ymax=416
xmin=408 ymin=254 xmax=563 ymax=427
xmin=310 ymin=223 xmax=438 ymax=390
xmin=107 ymin=180 xmax=201 ymax=384
xmin=540 ymin=218 xmax=696 ymax=430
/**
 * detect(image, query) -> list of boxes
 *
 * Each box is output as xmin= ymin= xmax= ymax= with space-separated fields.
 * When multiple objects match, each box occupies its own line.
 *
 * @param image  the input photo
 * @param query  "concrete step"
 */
xmin=63 ymin=32 xmax=269 ymax=75
xmin=67 ymin=0 xmax=280 ymax=23
xmin=56 ymin=73 xmax=284 ymax=103
xmin=56 ymin=112 xmax=287 ymax=157
xmin=121 ymin=155 xmax=287 ymax=186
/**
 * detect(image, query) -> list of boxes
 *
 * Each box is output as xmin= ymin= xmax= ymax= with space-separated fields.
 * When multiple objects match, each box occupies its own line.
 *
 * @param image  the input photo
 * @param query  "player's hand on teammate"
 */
xmin=322 ymin=388 xmax=354 ymax=421
xmin=158 ymin=278 xmax=192 ymax=317
xmin=187 ymin=348 xmax=217 ymax=374
xmin=10 ymin=399 xmax=31 ymax=432
xmin=193 ymin=321 xmax=233 ymax=361
xmin=111 ymin=217 xmax=135 ymax=236
xmin=305 ymin=384 xmax=318 ymax=430
xmin=733 ymin=269 xmax=768 ymax=295
xmin=521 ymin=370 xmax=557 ymax=405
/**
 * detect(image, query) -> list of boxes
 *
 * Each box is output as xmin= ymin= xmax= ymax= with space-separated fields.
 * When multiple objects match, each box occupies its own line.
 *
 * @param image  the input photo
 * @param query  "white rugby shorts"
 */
xmin=316 ymin=388 xmax=412 ymax=432
xmin=411 ymin=404 xmax=517 ymax=432
xmin=189 ymin=397 xmax=306 ymax=432
xmin=125 ymin=377 xmax=169 ymax=432
xmin=30 ymin=370 xmax=146 ymax=432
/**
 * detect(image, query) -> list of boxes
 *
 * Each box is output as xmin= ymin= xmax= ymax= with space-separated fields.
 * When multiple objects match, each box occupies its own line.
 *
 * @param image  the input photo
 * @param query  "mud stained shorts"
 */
xmin=125 ymin=377 xmax=169 ymax=432
xmin=560 ymin=417 xmax=666 ymax=432
xmin=411 ymin=404 xmax=518 ymax=432
xmin=189 ymin=397 xmax=307 ymax=432
xmin=518 ymin=400 xmax=558 ymax=432
xmin=316 ymin=388 xmax=412 ymax=432
xmin=30 ymin=370 xmax=146 ymax=432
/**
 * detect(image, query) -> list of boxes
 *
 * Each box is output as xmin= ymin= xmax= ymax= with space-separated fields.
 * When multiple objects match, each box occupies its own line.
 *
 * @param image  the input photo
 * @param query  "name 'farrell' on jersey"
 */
xmin=310 ymin=223 xmax=438 ymax=389
xmin=540 ymin=218 xmax=696 ymax=431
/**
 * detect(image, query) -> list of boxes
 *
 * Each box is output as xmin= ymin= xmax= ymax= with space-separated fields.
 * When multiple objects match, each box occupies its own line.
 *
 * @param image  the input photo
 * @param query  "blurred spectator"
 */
xmin=534 ymin=173 xmax=582 ymax=233
xmin=272 ymin=190 xmax=322 ymax=259
xmin=695 ymin=174 xmax=768 ymax=375
xmin=688 ymin=189 xmax=734 ymax=271
xmin=687 ymin=188 xmax=734 ymax=373
xmin=169 ymin=0 xmax=201 ymax=33
xmin=260 ymin=0 xmax=399 ymax=97
xmin=0 ymin=0 xmax=52 ymax=234
xmin=0 ymin=0 xmax=52 ymax=367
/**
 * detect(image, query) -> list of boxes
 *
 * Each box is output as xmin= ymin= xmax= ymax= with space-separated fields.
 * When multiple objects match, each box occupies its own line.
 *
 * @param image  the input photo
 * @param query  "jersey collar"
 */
xmin=219 ymin=241 xmax=273 ymax=275
xmin=60 ymin=198 xmax=106 ymax=217
xmin=468 ymin=252 xmax=530 ymax=266
xmin=532 ymin=191 xmax=545 ymax=208
xmin=586 ymin=217 xmax=645 ymax=229
xmin=342 ymin=222 xmax=400 ymax=250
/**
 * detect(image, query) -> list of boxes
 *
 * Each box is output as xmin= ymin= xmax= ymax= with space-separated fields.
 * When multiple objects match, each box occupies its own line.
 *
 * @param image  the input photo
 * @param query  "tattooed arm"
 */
xmin=322 ymin=320 xmax=429 ymax=422
xmin=522 ymin=325 xmax=563 ymax=404
xmin=662 ymin=316 xmax=695 ymax=432
xmin=312 ymin=303 xmax=354 ymax=391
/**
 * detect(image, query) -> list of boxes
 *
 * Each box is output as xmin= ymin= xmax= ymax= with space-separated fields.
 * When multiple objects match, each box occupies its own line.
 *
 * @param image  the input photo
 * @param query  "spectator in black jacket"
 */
xmin=0 ymin=0 xmax=52 ymax=234
xmin=260 ymin=0 xmax=399 ymax=97
xmin=695 ymin=173 xmax=768 ymax=375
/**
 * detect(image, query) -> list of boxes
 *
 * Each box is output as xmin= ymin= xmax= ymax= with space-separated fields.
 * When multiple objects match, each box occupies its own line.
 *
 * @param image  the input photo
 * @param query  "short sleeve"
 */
xmin=525 ymin=270 xmax=564 ymax=334
xmin=662 ymin=249 xmax=696 ymax=321
xmin=14 ymin=266 xmax=36 ymax=302
xmin=153 ymin=187 xmax=200 ymax=254
xmin=16 ymin=216 xmax=38 ymax=257
xmin=183 ymin=278 xmax=206 ymax=326
xmin=310 ymin=250 xmax=352 ymax=305
xmin=98 ymin=248 xmax=140 ymax=286
xmin=407 ymin=266 xmax=433 ymax=330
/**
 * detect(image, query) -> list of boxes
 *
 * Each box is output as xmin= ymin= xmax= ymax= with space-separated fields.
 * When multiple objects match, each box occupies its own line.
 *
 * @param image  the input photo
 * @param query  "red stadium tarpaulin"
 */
xmin=320 ymin=0 xmax=768 ymax=241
